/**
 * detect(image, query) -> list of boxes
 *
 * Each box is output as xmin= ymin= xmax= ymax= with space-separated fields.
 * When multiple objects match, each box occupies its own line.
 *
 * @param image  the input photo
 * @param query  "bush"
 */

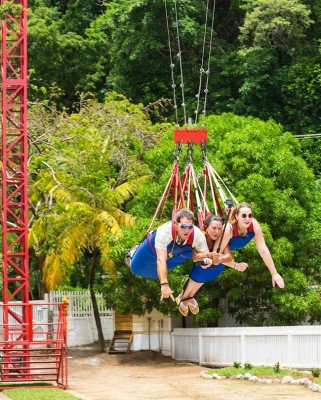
xmin=273 ymin=362 xmax=280 ymax=373
xmin=244 ymin=362 xmax=253 ymax=370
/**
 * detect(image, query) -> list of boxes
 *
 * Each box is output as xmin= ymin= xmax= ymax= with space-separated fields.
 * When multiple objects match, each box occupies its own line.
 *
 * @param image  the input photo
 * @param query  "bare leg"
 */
xmin=181 ymin=278 xmax=204 ymax=299
xmin=177 ymin=278 xmax=204 ymax=315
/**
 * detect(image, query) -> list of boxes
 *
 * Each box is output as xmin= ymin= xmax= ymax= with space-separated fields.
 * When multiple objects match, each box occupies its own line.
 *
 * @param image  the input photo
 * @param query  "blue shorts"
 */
xmin=189 ymin=263 xmax=225 ymax=283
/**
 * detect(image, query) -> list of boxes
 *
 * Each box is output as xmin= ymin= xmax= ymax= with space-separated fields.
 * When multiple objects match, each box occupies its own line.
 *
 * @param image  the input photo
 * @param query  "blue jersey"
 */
xmin=228 ymin=222 xmax=255 ymax=251
xmin=189 ymin=223 xmax=255 ymax=283
xmin=130 ymin=229 xmax=194 ymax=279
xmin=189 ymin=232 xmax=225 ymax=283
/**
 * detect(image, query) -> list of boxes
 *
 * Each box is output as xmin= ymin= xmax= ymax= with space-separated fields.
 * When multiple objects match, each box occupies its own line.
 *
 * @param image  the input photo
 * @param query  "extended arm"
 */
xmin=211 ymin=247 xmax=248 ymax=272
xmin=156 ymin=248 xmax=175 ymax=301
xmin=253 ymin=220 xmax=285 ymax=288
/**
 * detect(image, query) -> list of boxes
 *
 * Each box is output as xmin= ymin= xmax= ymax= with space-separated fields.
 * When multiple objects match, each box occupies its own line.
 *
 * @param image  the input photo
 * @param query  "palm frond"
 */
xmin=110 ymin=209 xmax=136 ymax=227
xmin=43 ymin=251 xmax=65 ymax=290
xmin=114 ymin=176 xmax=148 ymax=205
xmin=65 ymin=202 xmax=92 ymax=214
xmin=100 ymin=253 xmax=117 ymax=280
xmin=94 ymin=211 xmax=123 ymax=240
xmin=58 ymin=221 xmax=90 ymax=263
xmin=28 ymin=219 xmax=47 ymax=247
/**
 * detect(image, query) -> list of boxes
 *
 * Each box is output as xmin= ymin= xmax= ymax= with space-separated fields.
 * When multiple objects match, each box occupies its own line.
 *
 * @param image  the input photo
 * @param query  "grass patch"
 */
xmin=0 ymin=382 xmax=51 ymax=388
xmin=207 ymin=365 xmax=321 ymax=384
xmin=3 ymin=388 xmax=80 ymax=400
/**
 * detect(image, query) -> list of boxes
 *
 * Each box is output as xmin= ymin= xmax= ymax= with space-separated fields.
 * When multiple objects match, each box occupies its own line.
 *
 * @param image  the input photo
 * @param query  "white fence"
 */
xmin=172 ymin=326 xmax=321 ymax=369
xmin=0 ymin=300 xmax=50 ymax=341
xmin=49 ymin=291 xmax=114 ymax=346
xmin=0 ymin=293 xmax=114 ymax=347
xmin=3 ymin=292 xmax=321 ymax=369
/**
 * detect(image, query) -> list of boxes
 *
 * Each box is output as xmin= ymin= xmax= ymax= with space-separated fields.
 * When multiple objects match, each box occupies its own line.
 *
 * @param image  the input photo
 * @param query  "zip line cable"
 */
xmin=164 ymin=0 xmax=179 ymax=126
xmin=194 ymin=0 xmax=210 ymax=127
xmin=164 ymin=0 xmax=217 ymax=127
xmin=201 ymin=0 xmax=216 ymax=126
xmin=173 ymin=0 xmax=187 ymax=126
xmin=194 ymin=0 xmax=216 ymax=127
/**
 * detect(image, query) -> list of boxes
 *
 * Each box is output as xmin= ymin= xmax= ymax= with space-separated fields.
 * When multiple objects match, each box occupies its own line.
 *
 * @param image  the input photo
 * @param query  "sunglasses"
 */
xmin=240 ymin=213 xmax=253 ymax=219
xmin=179 ymin=224 xmax=194 ymax=230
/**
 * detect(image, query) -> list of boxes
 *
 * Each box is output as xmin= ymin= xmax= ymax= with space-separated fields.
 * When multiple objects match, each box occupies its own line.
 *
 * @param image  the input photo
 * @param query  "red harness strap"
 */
xmin=232 ymin=222 xmax=254 ymax=237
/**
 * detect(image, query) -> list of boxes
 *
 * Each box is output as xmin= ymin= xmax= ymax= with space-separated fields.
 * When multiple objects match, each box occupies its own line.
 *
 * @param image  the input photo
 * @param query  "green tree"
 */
xmin=27 ymin=3 xmax=110 ymax=108
xmin=117 ymin=112 xmax=321 ymax=325
xmin=235 ymin=0 xmax=313 ymax=120
xmin=28 ymin=94 xmax=163 ymax=349
xmin=196 ymin=113 xmax=321 ymax=325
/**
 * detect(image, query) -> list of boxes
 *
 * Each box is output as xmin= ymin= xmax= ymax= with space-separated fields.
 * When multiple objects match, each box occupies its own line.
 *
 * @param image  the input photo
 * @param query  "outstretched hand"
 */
xmin=235 ymin=262 xmax=248 ymax=272
xmin=272 ymin=273 xmax=285 ymax=288
xmin=160 ymin=284 xmax=175 ymax=302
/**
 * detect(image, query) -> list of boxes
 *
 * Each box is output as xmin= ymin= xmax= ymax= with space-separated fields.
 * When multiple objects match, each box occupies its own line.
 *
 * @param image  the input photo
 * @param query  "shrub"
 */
xmin=273 ymin=362 xmax=280 ymax=373
xmin=244 ymin=362 xmax=253 ymax=370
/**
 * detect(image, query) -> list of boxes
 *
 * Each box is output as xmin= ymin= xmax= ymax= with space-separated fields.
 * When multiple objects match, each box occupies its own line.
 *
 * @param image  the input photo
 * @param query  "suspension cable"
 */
xmin=194 ymin=0 xmax=210 ymax=126
xmin=164 ymin=0 xmax=179 ymax=126
xmin=164 ymin=0 xmax=188 ymax=126
xmin=194 ymin=0 xmax=217 ymax=127
xmin=202 ymin=0 xmax=216 ymax=124
xmin=173 ymin=0 xmax=187 ymax=126
xmin=164 ymin=0 xmax=216 ymax=128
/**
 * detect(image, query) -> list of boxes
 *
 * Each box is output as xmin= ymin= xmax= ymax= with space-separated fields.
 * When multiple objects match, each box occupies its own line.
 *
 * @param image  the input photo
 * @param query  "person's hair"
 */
xmin=204 ymin=214 xmax=224 ymax=229
xmin=176 ymin=209 xmax=194 ymax=223
xmin=232 ymin=202 xmax=253 ymax=219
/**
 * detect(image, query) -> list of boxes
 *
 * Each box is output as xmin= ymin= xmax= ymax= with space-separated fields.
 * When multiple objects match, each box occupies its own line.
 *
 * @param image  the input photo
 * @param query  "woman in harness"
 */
xmin=130 ymin=209 xmax=213 ymax=302
xmin=176 ymin=202 xmax=285 ymax=316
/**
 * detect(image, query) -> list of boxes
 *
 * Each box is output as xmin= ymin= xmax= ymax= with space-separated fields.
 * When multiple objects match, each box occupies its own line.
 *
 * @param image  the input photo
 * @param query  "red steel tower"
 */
xmin=1 ymin=0 xmax=30 ymax=327
xmin=1 ymin=1 xmax=68 ymax=388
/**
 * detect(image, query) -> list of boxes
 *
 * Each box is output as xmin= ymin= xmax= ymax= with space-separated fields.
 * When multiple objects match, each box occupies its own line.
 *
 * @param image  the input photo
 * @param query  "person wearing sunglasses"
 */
xmin=129 ymin=209 xmax=211 ymax=302
xmin=217 ymin=202 xmax=285 ymax=289
xmin=176 ymin=215 xmax=248 ymax=316
xmin=176 ymin=202 xmax=285 ymax=316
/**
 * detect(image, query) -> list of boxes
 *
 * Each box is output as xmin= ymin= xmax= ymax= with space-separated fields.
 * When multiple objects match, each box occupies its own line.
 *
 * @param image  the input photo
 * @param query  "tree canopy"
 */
xmin=3 ymin=0 xmax=321 ymax=327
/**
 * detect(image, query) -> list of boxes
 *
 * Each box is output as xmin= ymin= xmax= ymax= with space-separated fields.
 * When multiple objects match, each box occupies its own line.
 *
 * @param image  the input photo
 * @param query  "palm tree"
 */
xmin=29 ymin=184 xmax=138 ymax=351
xmin=27 ymin=96 xmax=159 ymax=351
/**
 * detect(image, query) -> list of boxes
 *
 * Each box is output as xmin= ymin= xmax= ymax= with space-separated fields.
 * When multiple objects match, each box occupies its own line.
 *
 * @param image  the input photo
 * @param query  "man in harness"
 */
xmin=129 ymin=209 xmax=212 ymax=302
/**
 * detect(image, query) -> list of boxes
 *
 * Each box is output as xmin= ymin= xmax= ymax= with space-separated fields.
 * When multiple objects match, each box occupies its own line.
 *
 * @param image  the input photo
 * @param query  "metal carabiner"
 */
xmin=200 ymin=139 xmax=208 ymax=161
xmin=173 ymin=142 xmax=182 ymax=161
xmin=186 ymin=142 xmax=194 ymax=163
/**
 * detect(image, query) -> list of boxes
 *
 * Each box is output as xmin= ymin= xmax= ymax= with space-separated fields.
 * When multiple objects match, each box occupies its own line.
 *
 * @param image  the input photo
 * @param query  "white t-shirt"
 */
xmin=154 ymin=221 xmax=208 ymax=251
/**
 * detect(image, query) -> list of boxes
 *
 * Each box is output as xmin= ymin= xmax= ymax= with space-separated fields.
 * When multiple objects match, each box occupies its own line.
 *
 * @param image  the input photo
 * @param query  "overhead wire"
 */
xmin=201 ymin=0 xmax=216 ymax=125
xmin=164 ymin=0 xmax=217 ymax=128
xmin=194 ymin=0 xmax=216 ymax=127
xmin=163 ymin=0 xmax=239 ymax=223
xmin=164 ymin=0 xmax=179 ymax=126
xmin=173 ymin=0 xmax=188 ymax=126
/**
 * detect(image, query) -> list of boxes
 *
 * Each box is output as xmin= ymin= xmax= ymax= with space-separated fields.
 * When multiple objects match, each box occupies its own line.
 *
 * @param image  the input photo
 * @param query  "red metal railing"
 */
xmin=0 ymin=302 xmax=68 ymax=389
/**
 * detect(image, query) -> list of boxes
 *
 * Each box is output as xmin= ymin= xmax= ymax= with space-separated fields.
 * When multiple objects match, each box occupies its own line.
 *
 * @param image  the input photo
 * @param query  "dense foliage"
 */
xmin=3 ymin=0 xmax=321 ymax=326
xmin=104 ymin=112 xmax=321 ymax=325
xmin=25 ymin=94 xmax=321 ymax=325
xmin=26 ymin=2 xmax=321 ymax=122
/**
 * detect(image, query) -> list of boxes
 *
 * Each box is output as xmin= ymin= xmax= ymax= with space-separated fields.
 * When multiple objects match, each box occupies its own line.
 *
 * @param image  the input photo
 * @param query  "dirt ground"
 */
xmin=66 ymin=346 xmax=321 ymax=400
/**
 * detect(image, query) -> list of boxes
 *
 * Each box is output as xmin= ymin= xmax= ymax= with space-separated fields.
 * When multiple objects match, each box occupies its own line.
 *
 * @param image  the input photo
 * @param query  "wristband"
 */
xmin=234 ymin=262 xmax=237 ymax=270
xmin=160 ymin=282 xmax=169 ymax=286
